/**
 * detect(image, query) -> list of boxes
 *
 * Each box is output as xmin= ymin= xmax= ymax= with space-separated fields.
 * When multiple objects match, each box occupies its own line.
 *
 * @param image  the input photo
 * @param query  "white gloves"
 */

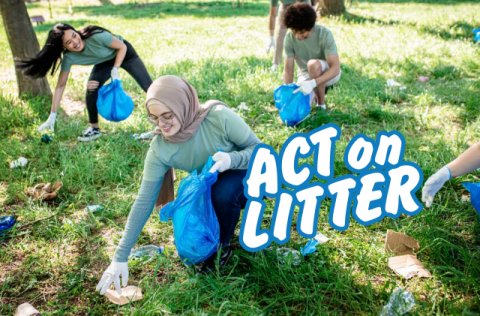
xmin=209 ymin=151 xmax=232 ymax=173
xmin=265 ymin=36 xmax=275 ymax=54
xmin=111 ymin=67 xmax=120 ymax=81
xmin=38 ymin=112 xmax=57 ymax=132
xmin=422 ymin=166 xmax=451 ymax=208
xmin=96 ymin=261 xmax=129 ymax=295
xmin=294 ymin=79 xmax=317 ymax=95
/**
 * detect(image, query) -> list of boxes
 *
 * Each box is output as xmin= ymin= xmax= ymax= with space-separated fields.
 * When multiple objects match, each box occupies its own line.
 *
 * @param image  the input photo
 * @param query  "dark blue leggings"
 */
xmin=210 ymin=169 xmax=248 ymax=247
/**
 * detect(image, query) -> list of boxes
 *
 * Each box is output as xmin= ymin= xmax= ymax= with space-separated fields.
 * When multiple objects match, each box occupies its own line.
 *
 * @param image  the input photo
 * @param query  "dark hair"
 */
xmin=284 ymin=3 xmax=317 ymax=32
xmin=16 ymin=23 xmax=111 ymax=78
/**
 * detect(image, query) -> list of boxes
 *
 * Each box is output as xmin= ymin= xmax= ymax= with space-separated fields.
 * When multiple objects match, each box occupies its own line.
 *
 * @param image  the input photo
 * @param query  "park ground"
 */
xmin=0 ymin=0 xmax=479 ymax=314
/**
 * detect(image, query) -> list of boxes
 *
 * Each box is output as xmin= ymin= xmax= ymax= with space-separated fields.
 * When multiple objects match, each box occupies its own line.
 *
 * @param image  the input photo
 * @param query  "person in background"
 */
xmin=96 ymin=75 xmax=262 ymax=295
xmin=282 ymin=3 xmax=341 ymax=110
xmin=16 ymin=23 xmax=152 ymax=141
xmin=422 ymin=141 xmax=480 ymax=207
xmin=265 ymin=0 xmax=314 ymax=72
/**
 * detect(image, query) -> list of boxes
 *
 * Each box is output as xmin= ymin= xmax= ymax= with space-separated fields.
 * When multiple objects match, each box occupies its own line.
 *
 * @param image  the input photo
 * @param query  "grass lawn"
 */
xmin=0 ymin=0 xmax=479 ymax=314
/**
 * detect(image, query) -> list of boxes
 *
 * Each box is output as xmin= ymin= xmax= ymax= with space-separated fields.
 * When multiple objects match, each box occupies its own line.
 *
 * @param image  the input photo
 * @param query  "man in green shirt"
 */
xmin=265 ymin=0 xmax=314 ymax=72
xmin=282 ymin=3 xmax=341 ymax=110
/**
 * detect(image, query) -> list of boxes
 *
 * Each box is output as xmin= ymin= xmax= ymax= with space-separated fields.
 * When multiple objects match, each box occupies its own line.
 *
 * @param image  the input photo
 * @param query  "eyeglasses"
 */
xmin=147 ymin=112 xmax=175 ymax=125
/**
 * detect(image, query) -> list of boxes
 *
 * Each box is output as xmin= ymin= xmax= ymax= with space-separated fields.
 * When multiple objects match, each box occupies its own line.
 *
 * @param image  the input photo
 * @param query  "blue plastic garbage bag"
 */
xmin=160 ymin=157 xmax=220 ymax=265
xmin=274 ymin=84 xmax=311 ymax=127
xmin=473 ymin=29 xmax=480 ymax=43
xmin=97 ymin=79 xmax=134 ymax=122
xmin=462 ymin=182 xmax=480 ymax=221
xmin=0 ymin=216 xmax=16 ymax=236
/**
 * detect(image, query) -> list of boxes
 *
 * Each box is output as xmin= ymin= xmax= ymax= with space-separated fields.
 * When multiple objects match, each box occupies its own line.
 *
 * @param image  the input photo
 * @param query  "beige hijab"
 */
xmin=145 ymin=75 xmax=228 ymax=209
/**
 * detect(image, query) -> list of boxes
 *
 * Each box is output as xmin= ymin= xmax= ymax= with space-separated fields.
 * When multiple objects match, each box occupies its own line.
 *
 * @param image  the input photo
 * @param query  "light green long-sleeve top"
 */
xmin=113 ymin=104 xmax=262 ymax=262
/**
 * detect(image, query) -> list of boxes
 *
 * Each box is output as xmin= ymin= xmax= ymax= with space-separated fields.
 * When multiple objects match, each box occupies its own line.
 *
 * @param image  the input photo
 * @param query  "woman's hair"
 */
xmin=284 ymin=3 xmax=317 ymax=32
xmin=16 ymin=23 xmax=111 ymax=78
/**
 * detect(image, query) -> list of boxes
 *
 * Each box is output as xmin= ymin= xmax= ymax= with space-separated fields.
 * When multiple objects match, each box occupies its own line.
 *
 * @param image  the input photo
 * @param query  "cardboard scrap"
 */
xmin=29 ymin=179 xmax=63 ymax=201
xmin=15 ymin=303 xmax=40 ymax=316
xmin=388 ymin=255 xmax=432 ymax=279
xmin=105 ymin=286 xmax=143 ymax=306
xmin=385 ymin=230 xmax=431 ymax=279
xmin=385 ymin=230 xmax=419 ymax=256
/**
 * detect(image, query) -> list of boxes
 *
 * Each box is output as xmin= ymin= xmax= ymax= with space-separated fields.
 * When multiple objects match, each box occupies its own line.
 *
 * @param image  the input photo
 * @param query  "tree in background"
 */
xmin=317 ymin=0 xmax=346 ymax=16
xmin=0 ymin=0 xmax=51 ymax=98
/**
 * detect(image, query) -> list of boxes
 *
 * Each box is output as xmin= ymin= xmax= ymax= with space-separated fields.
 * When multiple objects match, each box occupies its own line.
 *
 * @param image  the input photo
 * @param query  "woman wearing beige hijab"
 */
xmin=96 ymin=75 xmax=262 ymax=295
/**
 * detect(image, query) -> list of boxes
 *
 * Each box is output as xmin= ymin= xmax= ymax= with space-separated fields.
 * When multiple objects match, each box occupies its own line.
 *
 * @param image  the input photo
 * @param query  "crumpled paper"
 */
xmin=29 ymin=179 xmax=63 ymax=200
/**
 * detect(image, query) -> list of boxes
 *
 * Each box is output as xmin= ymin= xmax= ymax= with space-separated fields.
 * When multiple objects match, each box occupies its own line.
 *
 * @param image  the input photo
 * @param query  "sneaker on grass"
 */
xmin=78 ymin=126 xmax=102 ymax=142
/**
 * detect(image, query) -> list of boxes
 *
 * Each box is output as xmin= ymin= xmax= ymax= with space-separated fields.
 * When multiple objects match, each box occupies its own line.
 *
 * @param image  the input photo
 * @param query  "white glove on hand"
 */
xmin=294 ymin=79 xmax=317 ymax=95
xmin=111 ymin=67 xmax=120 ymax=81
xmin=96 ymin=261 xmax=129 ymax=295
xmin=38 ymin=112 xmax=57 ymax=132
xmin=265 ymin=36 xmax=275 ymax=54
xmin=422 ymin=166 xmax=451 ymax=208
xmin=209 ymin=151 xmax=232 ymax=173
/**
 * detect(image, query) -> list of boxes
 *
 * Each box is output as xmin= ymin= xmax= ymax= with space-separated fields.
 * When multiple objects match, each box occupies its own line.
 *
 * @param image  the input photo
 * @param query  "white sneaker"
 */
xmin=270 ymin=64 xmax=279 ymax=72
xmin=315 ymin=103 xmax=327 ymax=110
xmin=78 ymin=126 xmax=102 ymax=142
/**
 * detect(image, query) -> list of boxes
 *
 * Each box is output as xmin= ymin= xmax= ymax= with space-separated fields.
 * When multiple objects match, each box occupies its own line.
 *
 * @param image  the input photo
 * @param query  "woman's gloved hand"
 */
xmin=422 ymin=166 xmax=451 ymax=207
xmin=96 ymin=261 xmax=129 ymax=295
xmin=111 ymin=66 xmax=120 ymax=81
xmin=265 ymin=36 xmax=275 ymax=54
xmin=209 ymin=151 xmax=232 ymax=173
xmin=38 ymin=112 xmax=57 ymax=132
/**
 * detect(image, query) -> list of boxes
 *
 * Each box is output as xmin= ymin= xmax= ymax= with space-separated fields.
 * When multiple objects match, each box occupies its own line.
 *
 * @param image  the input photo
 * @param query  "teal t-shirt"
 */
xmin=143 ymin=104 xmax=252 ymax=182
xmin=284 ymin=24 xmax=338 ymax=75
xmin=270 ymin=0 xmax=309 ymax=7
xmin=60 ymin=31 xmax=124 ymax=72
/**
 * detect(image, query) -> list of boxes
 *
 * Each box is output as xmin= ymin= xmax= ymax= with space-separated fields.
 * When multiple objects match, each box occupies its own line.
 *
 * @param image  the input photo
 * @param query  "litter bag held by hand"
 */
xmin=97 ymin=79 xmax=134 ymax=122
xmin=274 ymin=84 xmax=311 ymax=127
xmin=160 ymin=157 xmax=220 ymax=265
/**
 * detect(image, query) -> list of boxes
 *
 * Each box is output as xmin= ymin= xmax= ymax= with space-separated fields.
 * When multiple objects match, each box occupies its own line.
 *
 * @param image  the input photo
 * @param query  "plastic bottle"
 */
xmin=129 ymin=245 xmax=164 ymax=259
xmin=380 ymin=288 xmax=415 ymax=316
xmin=276 ymin=248 xmax=302 ymax=265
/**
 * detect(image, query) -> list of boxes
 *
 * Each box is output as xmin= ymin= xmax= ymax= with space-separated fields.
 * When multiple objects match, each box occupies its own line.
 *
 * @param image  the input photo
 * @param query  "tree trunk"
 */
xmin=0 ymin=0 xmax=51 ymax=98
xmin=317 ymin=0 xmax=345 ymax=16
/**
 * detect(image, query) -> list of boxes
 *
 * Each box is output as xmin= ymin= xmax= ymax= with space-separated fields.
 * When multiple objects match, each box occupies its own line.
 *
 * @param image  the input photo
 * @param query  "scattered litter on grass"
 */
xmin=385 ymin=230 xmax=431 ymax=279
xmin=41 ymin=134 xmax=54 ymax=144
xmin=10 ymin=157 xmax=28 ymax=169
xmin=418 ymin=76 xmax=429 ymax=83
xmin=276 ymin=248 xmax=302 ymax=265
xmin=87 ymin=205 xmax=105 ymax=213
xmin=380 ymin=287 xmax=415 ymax=316
xmin=15 ymin=302 xmax=40 ymax=316
xmin=0 ymin=216 xmax=16 ymax=237
xmin=105 ymin=286 xmax=143 ymax=306
xmin=129 ymin=245 xmax=164 ymax=259
xmin=461 ymin=183 xmax=480 ymax=220
xmin=131 ymin=131 xmax=154 ymax=140
xmin=386 ymin=79 xmax=406 ymax=90
xmin=473 ymin=29 xmax=480 ymax=43
xmin=300 ymin=233 xmax=329 ymax=256
xmin=237 ymin=102 xmax=249 ymax=111
xmin=28 ymin=179 xmax=63 ymax=201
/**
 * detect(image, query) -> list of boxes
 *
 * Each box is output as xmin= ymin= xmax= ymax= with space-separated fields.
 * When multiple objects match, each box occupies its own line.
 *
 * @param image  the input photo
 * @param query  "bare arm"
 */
xmin=110 ymin=37 xmax=127 ymax=68
xmin=447 ymin=141 xmax=480 ymax=178
xmin=268 ymin=6 xmax=278 ymax=37
xmin=314 ymin=54 xmax=340 ymax=86
xmin=51 ymin=71 xmax=69 ymax=113
xmin=283 ymin=57 xmax=295 ymax=84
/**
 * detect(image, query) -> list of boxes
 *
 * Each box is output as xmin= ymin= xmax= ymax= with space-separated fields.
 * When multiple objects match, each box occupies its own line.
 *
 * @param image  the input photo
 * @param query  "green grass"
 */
xmin=1 ymin=0 xmax=480 ymax=314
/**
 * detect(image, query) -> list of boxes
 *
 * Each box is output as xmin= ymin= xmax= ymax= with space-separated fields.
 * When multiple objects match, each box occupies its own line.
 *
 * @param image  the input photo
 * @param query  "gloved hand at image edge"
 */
xmin=38 ymin=111 xmax=57 ymax=132
xmin=422 ymin=166 xmax=451 ymax=208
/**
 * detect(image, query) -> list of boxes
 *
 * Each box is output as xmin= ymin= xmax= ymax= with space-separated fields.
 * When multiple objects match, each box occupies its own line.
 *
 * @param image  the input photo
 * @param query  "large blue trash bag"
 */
xmin=462 ymin=182 xmax=480 ymax=221
xmin=97 ymin=79 xmax=134 ymax=122
xmin=274 ymin=84 xmax=311 ymax=127
xmin=160 ymin=157 xmax=220 ymax=265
